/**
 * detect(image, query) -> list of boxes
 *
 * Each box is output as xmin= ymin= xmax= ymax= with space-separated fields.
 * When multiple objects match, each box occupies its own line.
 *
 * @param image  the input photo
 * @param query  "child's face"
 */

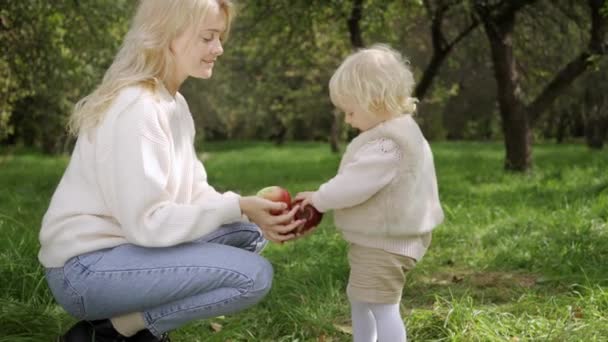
xmin=341 ymin=102 xmax=386 ymax=131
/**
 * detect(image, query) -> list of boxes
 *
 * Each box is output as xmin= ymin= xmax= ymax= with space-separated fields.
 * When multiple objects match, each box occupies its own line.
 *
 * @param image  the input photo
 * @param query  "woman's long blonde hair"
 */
xmin=68 ymin=0 xmax=234 ymax=136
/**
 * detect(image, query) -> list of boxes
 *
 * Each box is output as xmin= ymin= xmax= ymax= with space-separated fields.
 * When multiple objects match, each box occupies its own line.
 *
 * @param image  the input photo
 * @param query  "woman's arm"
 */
xmin=101 ymin=98 xmax=244 ymax=247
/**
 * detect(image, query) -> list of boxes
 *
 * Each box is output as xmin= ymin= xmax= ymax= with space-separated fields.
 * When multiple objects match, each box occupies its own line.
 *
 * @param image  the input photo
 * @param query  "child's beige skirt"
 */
xmin=347 ymin=243 xmax=416 ymax=304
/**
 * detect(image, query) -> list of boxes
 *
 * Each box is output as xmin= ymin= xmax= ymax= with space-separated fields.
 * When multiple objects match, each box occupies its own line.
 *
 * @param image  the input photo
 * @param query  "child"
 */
xmin=295 ymin=44 xmax=444 ymax=342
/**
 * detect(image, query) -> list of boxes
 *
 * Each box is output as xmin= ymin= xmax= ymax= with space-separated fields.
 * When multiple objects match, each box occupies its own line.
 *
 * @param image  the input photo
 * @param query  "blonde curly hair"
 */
xmin=329 ymin=44 xmax=417 ymax=118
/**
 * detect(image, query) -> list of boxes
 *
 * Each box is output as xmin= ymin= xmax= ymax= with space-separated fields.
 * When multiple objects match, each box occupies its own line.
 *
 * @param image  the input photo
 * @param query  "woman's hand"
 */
xmin=239 ymin=196 xmax=305 ymax=243
xmin=283 ymin=223 xmax=319 ymax=243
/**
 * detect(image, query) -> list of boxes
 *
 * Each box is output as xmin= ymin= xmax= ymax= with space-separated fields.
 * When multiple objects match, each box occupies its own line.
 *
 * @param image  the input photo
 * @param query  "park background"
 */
xmin=1 ymin=1 xmax=607 ymax=341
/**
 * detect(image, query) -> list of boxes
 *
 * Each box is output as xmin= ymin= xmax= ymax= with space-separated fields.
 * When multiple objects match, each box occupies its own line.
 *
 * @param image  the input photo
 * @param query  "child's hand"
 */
xmin=285 ymin=223 xmax=319 ymax=242
xmin=294 ymin=191 xmax=315 ymax=207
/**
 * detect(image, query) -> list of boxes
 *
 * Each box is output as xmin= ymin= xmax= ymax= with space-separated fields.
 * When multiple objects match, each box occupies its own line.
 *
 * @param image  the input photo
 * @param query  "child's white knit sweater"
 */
xmin=312 ymin=115 xmax=444 ymax=261
xmin=39 ymin=85 xmax=243 ymax=268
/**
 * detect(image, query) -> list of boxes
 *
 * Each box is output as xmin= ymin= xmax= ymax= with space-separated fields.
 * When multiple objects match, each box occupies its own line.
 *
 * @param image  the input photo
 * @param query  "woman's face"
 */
xmin=170 ymin=2 xmax=226 ymax=82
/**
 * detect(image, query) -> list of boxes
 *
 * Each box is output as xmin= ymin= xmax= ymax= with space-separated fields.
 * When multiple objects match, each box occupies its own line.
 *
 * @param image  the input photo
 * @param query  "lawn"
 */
xmin=0 ymin=141 xmax=607 ymax=341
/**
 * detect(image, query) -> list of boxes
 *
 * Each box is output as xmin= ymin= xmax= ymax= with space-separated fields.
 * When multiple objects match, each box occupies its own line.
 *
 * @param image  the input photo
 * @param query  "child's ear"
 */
xmin=369 ymin=98 xmax=383 ymax=112
xmin=370 ymin=99 xmax=391 ymax=117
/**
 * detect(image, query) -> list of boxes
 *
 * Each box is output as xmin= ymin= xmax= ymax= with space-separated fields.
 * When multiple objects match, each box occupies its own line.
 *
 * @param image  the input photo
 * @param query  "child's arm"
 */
xmin=300 ymin=139 xmax=401 ymax=212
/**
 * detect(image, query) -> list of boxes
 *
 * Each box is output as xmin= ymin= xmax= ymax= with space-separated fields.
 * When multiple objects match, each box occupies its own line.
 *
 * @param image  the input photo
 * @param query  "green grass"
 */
xmin=1 ymin=141 xmax=607 ymax=341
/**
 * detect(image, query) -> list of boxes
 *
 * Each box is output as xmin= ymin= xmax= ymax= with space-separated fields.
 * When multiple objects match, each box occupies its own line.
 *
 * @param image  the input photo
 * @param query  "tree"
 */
xmin=475 ymin=0 xmax=607 ymax=171
xmin=415 ymin=0 xmax=480 ymax=100
xmin=328 ymin=0 xmax=365 ymax=153
xmin=1 ymin=1 xmax=133 ymax=152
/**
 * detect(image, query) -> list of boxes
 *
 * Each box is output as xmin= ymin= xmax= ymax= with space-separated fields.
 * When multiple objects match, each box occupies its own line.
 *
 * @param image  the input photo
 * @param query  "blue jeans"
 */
xmin=45 ymin=222 xmax=271 ymax=336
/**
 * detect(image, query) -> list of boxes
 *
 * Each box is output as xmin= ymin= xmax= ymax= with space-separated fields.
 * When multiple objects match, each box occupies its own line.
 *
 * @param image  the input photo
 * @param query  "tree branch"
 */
xmin=528 ymin=0 xmax=607 ymax=123
xmin=348 ymin=0 xmax=364 ymax=48
xmin=414 ymin=1 xmax=479 ymax=99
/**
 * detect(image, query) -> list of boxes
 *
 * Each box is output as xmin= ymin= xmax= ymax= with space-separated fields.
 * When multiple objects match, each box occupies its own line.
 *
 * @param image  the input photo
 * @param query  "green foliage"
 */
xmin=183 ymin=1 xmax=351 ymax=142
xmin=2 ymin=0 xmax=607 ymax=149
xmin=0 ymin=1 xmax=134 ymax=152
xmin=182 ymin=0 xmax=436 ymax=142
xmin=1 ymin=142 xmax=607 ymax=340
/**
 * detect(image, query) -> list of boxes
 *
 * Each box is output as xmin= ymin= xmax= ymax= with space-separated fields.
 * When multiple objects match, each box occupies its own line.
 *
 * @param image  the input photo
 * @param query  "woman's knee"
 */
xmin=45 ymin=268 xmax=87 ymax=320
xmin=234 ymin=222 xmax=267 ymax=252
xmin=246 ymin=256 xmax=273 ymax=301
xmin=198 ymin=222 xmax=267 ymax=253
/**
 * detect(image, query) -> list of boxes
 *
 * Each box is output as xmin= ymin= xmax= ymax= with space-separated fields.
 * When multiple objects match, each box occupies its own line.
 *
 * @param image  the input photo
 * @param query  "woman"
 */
xmin=39 ymin=1 xmax=303 ymax=341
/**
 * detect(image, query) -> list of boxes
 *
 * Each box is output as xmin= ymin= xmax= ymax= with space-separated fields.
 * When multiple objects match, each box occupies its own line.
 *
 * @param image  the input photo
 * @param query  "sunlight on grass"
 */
xmin=1 ymin=142 xmax=607 ymax=341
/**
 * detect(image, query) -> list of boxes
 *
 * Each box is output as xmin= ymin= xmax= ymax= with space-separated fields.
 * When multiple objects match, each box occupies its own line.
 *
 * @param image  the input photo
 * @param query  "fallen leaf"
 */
xmin=210 ymin=322 xmax=223 ymax=332
xmin=452 ymin=275 xmax=464 ymax=283
xmin=333 ymin=324 xmax=353 ymax=335
xmin=573 ymin=306 xmax=584 ymax=319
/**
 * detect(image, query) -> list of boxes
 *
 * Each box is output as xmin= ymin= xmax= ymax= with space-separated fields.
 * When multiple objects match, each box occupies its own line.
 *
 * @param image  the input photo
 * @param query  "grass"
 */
xmin=1 ymin=141 xmax=607 ymax=341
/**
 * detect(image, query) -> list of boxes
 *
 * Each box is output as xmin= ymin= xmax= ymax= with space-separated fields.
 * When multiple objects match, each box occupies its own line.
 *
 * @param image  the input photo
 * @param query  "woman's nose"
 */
xmin=213 ymin=40 xmax=224 ymax=56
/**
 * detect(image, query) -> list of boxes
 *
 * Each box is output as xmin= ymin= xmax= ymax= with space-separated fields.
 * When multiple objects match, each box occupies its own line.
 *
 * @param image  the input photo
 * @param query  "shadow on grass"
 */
xmin=403 ymin=268 xmax=547 ymax=308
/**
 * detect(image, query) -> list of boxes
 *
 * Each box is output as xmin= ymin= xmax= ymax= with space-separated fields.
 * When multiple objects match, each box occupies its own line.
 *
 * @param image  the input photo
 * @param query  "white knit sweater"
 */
xmin=38 ymin=85 xmax=243 ymax=267
xmin=312 ymin=115 xmax=444 ymax=260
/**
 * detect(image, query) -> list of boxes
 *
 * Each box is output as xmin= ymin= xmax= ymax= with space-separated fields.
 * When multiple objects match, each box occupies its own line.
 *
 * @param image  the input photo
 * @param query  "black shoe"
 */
xmin=58 ymin=319 xmax=126 ymax=342
xmin=126 ymin=330 xmax=170 ymax=342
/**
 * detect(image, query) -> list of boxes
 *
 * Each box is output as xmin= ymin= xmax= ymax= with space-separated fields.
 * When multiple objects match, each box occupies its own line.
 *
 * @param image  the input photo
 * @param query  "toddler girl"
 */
xmin=296 ymin=44 xmax=444 ymax=342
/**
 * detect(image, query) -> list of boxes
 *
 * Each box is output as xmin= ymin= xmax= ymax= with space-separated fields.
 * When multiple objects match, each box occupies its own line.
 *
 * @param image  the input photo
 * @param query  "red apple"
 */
xmin=256 ymin=186 xmax=292 ymax=214
xmin=291 ymin=199 xmax=323 ymax=234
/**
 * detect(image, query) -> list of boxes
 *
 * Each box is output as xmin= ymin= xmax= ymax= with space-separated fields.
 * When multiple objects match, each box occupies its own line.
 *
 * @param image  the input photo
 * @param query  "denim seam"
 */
xmin=62 ymin=266 xmax=85 ymax=318
xmin=72 ymin=260 xmax=256 ymax=323
xmin=207 ymin=228 xmax=257 ymax=238
xmin=71 ymin=262 xmax=255 ymax=336
xmin=140 ymin=266 xmax=254 ymax=336
xmin=72 ymin=261 xmax=255 ymax=277
xmin=206 ymin=229 xmax=262 ymax=251
xmin=146 ymin=276 xmax=254 ymax=331
xmin=144 ymin=311 xmax=159 ymax=337
xmin=207 ymin=229 xmax=255 ymax=239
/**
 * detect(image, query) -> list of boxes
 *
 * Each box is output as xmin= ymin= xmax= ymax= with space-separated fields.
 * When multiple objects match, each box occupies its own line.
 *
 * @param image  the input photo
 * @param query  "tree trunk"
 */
xmin=556 ymin=110 xmax=569 ymax=144
xmin=329 ymin=0 xmax=365 ymax=153
xmin=585 ymin=120 xmax=606 ymax=149
xmin=502 ymin=110 xmax=533 ymax=171
xmin=478 ymin=0 xmax=606 ymax=170
xmin=329 ymin=109 xmax=341 ymax=153
xmin=415 ymin=52 xmax=445 ymax=101
xmin=347 ymin=0 xmax=364 ymax=49
xmin=482 ymin=8 xmax=532 ymax=171
xmin=584 ymin=104 xmax=608 ymax=149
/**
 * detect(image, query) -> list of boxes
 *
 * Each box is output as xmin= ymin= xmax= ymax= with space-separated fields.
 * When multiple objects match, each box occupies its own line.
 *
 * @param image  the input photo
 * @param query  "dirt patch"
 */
xmin=418 ymin=271 xmax=538 ymax=289
xmin=470 ymin=271 xmax=537 ymax=288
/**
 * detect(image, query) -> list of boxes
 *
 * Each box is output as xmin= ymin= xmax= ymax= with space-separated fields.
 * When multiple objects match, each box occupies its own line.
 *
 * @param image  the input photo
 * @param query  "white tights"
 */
xmin=350 ymin=300 xmax=406 ymax=342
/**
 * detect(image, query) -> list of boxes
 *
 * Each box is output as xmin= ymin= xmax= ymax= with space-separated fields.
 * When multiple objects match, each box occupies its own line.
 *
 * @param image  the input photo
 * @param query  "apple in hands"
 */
xmin=292 ymin=199 xmax=323 ymax=234
xmin=256 ymin=186 xmax=292 ymax=214
xmin=256 ymin=186 xmax=323 ymax=236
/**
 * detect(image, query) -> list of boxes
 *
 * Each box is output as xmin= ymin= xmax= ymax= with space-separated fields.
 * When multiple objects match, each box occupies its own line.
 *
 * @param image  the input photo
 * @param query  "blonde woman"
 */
xmin=296 ymin=45 xmax=444 ymax=342
xmin=39 ymin=1 xmax=303 ymax=341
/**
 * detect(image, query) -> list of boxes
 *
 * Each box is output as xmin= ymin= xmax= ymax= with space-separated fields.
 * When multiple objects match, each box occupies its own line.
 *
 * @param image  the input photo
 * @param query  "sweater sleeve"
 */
xmin=312 ymin=138 xmax=401 ymax=212
xmin=105 ymin=98 xmax=242 ymax=247
xmin=191 ymin=157 xmax=239 ymax=203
